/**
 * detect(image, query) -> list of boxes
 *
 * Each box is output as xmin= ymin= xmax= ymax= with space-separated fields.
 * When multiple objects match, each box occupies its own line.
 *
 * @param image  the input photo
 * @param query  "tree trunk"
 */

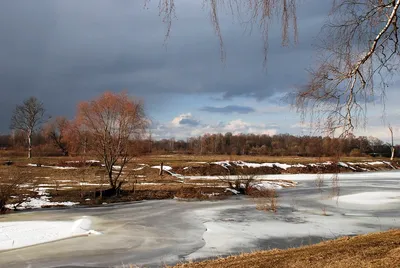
xmin=108 ymin=169 xmax=114 ymax=189
xmin=389 ymin=126 xmax=394 ymax=161
xmin=28 ymin=132 xmax=32 ymax=159
xmin=0 ymin=199 xmax=7 ymax=214
xmin=159 ymin=162 xmax=164 ymax=176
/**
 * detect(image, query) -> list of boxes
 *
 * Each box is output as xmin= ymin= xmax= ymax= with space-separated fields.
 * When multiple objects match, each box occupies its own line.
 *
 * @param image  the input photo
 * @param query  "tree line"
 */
xmin=150 ymin=133 xmax=398 ymax=158
xmin=1 ymin=94 xmax=398 ymax=159
xmin=3 ymin=130 xmax=397 ymax=158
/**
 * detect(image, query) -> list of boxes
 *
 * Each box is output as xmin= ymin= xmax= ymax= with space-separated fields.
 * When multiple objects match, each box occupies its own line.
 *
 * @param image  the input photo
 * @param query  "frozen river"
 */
xmin=0 ymin=171 xmax=399 ymax=268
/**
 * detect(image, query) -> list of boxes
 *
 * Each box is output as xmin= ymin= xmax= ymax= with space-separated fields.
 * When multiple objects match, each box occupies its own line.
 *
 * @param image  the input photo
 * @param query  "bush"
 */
xmin=222 ymin=174 xmax=256 ymax=195
xmin=349 ymin=148 xmax=362 ymax=157
xmin=252 ymin=188 xmax=278 ymax=212
xmin=0 ymin=167 xmax=37 ymax=213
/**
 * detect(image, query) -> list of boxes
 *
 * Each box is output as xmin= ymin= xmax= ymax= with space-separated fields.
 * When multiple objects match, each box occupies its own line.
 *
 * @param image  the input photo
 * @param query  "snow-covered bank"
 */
xmin=210 ymin=160 xmax=397 ymax=172
xmin=5 ymin=187 xmax=79 ymax=210
xmin=185 ymin=170 xmax=400 ymax=181
xmin=0 ymin=217 xmax=100 ymax=251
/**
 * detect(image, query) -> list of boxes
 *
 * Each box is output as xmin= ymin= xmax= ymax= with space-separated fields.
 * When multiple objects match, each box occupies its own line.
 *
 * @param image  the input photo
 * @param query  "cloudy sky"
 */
xmin=1 ymin=0 xmax=399 ymax=143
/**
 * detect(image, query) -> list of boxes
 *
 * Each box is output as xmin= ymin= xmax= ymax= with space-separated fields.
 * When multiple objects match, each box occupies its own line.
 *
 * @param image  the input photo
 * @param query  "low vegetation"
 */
xmin=0 ymin=154 xmax=398 ymax=213
xmin=0 ymin=167 xmax=38 ymax=213
xmin=170 ymin=229 xmax=400 ymax=268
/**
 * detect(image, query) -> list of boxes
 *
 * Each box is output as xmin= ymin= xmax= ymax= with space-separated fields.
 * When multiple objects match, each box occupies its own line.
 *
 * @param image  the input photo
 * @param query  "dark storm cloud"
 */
xmin=0 ymin=0 xmax=331 ymax=132
xmin=200 ymin=105 xmax=255 ymax=114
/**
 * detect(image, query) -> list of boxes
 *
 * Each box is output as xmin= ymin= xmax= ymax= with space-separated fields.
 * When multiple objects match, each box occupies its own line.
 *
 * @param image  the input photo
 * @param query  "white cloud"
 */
xmin=223 ymin=119 xmax=276 ymax=135
xmin=171 ymin=113 xmax=200 ymax=127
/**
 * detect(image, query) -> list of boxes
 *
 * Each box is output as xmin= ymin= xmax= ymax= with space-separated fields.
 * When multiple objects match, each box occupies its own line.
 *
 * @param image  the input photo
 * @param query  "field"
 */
xmin=0 ymin=154 xmax=398 ymax=210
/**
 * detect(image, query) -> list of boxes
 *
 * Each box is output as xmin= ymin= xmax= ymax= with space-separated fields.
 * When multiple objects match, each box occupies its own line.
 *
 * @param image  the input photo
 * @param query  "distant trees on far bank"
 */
xmin=1 ymin=95 xmax=398 ymax=159
xmin=149 ymin=133 xmax=399 ymax=158
xmin=1 ymin=129 xmax=399 ymax=158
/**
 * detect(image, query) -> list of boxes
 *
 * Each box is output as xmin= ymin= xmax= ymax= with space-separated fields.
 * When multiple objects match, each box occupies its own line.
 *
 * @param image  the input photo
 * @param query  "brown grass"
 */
xmin=0 ymin=154 xmax=396 ymax=210
xmin=248 ymin=188 xmax=278 ymax=212
xmin=142 ymin=154 xmax=393 ymax=166
xmin=170 ymin=229 xmax=400 ymax=268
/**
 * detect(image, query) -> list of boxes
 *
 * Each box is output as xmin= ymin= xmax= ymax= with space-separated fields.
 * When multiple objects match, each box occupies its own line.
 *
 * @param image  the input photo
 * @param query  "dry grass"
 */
xmin=0 ymin=154 xmax=396 ymax=209
xmin=170 ymin=229 xmax=400 ymax=268
xmin=252 ymin=189 xmax=277 ymax=212
xmin=0 ymin=166 xmax=39 ymax=213
xmin=115 ymin=154 xmax=393 ymax=168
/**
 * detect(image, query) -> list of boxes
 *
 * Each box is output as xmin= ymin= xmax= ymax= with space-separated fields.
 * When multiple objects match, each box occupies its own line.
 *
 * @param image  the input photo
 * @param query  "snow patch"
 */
xmin=212 ymin=160 xmax=305 ymax=170
xmin=133 ymin=167 xmax=145 ymax=171
xmin=0 ymin=217 xmax=100 ymax=251
xmin=27 ymin=164 xmax=78 ymax=170
xmin=151 ymin=165 xmax=172 ymax=171
xmin=225 ymin=188 xmax=240 ymax=195
xmin=5 ymin=188 xmax=78 ymax=210
xmin=338 ymin=191 xmax=400 ymax=205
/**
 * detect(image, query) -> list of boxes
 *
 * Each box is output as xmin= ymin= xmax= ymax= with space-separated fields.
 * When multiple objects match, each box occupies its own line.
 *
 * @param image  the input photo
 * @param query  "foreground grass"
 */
xmin=171 ymin=229 xmax=400 ymax=268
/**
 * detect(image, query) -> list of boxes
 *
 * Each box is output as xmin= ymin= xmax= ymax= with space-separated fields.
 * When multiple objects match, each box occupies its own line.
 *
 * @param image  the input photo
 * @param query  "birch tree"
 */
xmin=10 ymin=97 xmax=45 ymax=158
xmin=389 ymin=125 xmax=395 ymax=160
xmin=152 ymin=0 xmax=298 ymax=62
xmin=295 ymin=0 xmax=400 ymax=136
xmin=153 ymin=1 xmax=400 ymax=137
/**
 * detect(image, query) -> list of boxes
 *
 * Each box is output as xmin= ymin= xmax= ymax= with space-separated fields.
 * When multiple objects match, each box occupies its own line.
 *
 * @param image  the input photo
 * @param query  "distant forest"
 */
xmin=0 ymin=131 xmax=398 ymax=158
xmin=150 ymin=133 xmax=399 ymax=157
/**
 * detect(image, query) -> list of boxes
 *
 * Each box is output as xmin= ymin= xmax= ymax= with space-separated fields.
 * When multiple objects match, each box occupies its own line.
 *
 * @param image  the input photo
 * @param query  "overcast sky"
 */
xmin=1 ymin=0 xmax=399 ymax=143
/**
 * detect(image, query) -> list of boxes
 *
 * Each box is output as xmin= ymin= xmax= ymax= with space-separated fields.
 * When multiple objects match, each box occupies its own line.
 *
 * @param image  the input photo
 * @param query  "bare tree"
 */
xmin=150 ymin=0 xmax=298 ymax=62
xmin=43 ymin=116 xmax=70 ymax=156
xmin=152 ymin=1 xmax=400 ymax=138
xmin=389 ymin=125 xmax=395 ymax=160
xmin=76 ymin=91 xmax=148 ymax=194
xmin=295 ymin=1 xmax=400 ymax=136
xmin=10 ymin=97 xmax=45 ymax=158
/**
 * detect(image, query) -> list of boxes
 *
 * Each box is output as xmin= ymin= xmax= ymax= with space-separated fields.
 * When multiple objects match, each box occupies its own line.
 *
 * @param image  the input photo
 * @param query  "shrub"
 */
xmin=253 ymin=188 xmax=278 ymax=212
xmin=349 ymin=148 xmax=362 ymax=157
xmin=222 ymin=174 xmax=256 ymax=195
xmin=0 ymin=167 xmax=37 ymax=213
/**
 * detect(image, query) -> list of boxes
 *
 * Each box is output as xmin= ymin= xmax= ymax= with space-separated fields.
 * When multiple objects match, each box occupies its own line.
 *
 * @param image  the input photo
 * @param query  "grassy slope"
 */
xmin=171 ymin=230 xmax=400 ymax=268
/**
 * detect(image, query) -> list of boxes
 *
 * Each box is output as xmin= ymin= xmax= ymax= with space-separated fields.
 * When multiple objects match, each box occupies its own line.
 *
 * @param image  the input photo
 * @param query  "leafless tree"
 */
xmin=149 ymin=0 xmax=298 ymax=62
xmin=43 ymin=116 xmax=70 ymax=156
xmin=10 ymin=97 xmax=45 ymax=158
xmin=152 ymin=1 xmax=400 ymax=138
xmin=295 ymin=0 xmax=400 ymax=137
xmin=76 ymin=92 xmax=148 ymax=194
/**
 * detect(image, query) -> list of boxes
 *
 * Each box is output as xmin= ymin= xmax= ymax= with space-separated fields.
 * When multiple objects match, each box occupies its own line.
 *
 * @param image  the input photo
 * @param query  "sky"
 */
xmin=1 ymin=0 xmax=399 ymax=143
